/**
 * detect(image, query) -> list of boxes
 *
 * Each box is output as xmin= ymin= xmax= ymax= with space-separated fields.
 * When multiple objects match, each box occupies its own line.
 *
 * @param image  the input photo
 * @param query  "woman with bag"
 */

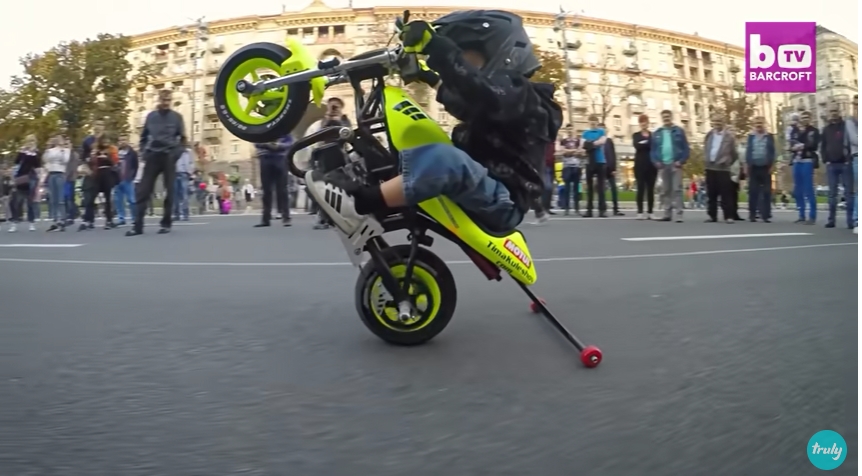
xmin=79 ymin=134 xmax=119 ymax=231
xmin=8 ymin=135 xmax=41 ymax=232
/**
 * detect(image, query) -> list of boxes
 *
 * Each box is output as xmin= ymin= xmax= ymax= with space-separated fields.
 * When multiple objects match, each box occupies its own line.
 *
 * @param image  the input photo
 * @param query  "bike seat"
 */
xmin=462 ymin=209 xmax=519 ymax=238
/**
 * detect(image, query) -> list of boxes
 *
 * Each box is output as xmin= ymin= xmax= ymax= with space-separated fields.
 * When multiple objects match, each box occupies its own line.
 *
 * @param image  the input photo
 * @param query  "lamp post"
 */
xmin=181 ymin=17 xmax=209 ymax=147
xmin=553 ymin=8 xmax=581 ymax=128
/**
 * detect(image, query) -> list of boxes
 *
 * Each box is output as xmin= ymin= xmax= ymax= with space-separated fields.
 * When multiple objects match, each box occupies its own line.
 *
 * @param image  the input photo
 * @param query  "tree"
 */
xmin=715 ymin=91 xmax=757 ymax=140
xmin=532 ymin=45 xmax=566 ymax=89
xmin=684 ymin=144 xmax=706 ymax=179
xmin=588 ymin=53 xmax=616 ymax=125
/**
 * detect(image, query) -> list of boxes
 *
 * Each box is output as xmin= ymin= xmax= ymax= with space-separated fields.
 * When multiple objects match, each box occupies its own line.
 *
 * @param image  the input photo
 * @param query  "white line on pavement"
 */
xmin=0 ymin=242 xmax=853 ymax=266
xmin=0 ymin=244 xmax=85 ymax=248
xmin=621 ymin=232 xmax=813 ymax=242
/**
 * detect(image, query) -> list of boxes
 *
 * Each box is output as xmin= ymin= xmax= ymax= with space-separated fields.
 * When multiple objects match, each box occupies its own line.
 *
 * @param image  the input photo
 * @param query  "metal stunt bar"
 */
xmin=236 ymin=47 xmax=403 ymax=96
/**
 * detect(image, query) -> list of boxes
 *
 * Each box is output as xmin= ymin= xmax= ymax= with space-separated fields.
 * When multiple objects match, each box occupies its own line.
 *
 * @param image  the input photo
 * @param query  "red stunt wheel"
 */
xmin=580 ymin=345 xmax=602 ymax=368
xmin=529 ymin=299 xmax=546 ymax=313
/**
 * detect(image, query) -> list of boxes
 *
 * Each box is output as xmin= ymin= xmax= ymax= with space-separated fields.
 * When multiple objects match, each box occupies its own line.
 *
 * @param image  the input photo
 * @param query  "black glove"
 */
xmin=401 ymin=21 xmax=435 ymax=54
xmin=417 ymin=68 xmax=440 ymax=88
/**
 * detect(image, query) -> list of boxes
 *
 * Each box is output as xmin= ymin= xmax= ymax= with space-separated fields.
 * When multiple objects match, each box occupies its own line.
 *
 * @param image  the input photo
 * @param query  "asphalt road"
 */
xmin=0 ymin=211 xmax=857 ymax=475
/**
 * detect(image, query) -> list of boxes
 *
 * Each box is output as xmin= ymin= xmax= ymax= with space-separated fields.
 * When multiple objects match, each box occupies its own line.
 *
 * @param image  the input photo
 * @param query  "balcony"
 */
xmin=627 ymin=102 xmax=645 ymax=114
xmin=206 ymin=64 xmax=220 ymax=74
xmin=564 ymin=40 xmax=582 ymax=51
xmin=568 ymin=78 xmax=586 ymax=90
xmin=202 ymin=127 xmax=221 ymax=141
xmin=625 ymin=63 xmax=640 ymax=73
xmin=209 ymin=42 xmax=224 ymax=54
xmin=205 ymin=105 xmax=217 ymax=116
xmin=679 ymin=112 xmax=690 ymax=120
xmin=569 ymin=100 xmax=588 ymax=111
xmin=673 ymin=52 xmax=684 ymax=64
xmin=728 ymin=62 xmax=741 ymax=74
xmin=569 ymin=58 xmax=584 ymax=69
xmin=204 ymin=85 xmax=215 ymax=96
xmin=622 ymin=46 xmax=638 ymax=57
xmin=625 ymin=80 xmax=643 ymax=94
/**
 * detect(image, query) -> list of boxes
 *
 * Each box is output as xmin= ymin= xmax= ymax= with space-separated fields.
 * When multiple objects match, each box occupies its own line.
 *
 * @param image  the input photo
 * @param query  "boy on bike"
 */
xmin=305 ymin=10 xmax=562 ymax=234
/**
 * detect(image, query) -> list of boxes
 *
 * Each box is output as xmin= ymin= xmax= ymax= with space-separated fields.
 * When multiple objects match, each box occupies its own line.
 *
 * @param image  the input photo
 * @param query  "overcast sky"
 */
xmin=0 ymin=0 xmax=856 ymax=88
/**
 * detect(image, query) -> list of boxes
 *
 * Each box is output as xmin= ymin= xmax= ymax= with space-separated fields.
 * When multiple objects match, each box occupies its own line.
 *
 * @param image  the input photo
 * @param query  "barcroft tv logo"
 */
xmin=745 ymin=22 xmax=816 ymax=93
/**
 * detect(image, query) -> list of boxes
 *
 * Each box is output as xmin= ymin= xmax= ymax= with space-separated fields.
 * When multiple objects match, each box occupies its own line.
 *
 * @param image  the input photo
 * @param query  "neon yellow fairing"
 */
xmin=282 ymin=37 xmax=326 ymax=106
xmin=382 ymin=85 xmax=537 ymax=285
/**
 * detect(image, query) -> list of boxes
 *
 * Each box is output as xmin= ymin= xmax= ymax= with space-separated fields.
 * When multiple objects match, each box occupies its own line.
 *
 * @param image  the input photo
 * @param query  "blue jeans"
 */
xmin=27 ymin=176 xmax=38 ymax=222
xmin=400 ymin=143 xmax=523 ymax=232
xmin=559 ymin=166 xmax=581 ymax=211
xmin=47 ymin=172 xmax=66 ymax=223
xmin=173 ymin=172 xmax=190 ymax=219
xmin=793 ymin=161 xmax=816 ymax=220
xmin=113 ymin=180 xmax=135 ymax=222
xmin=65 ymin=181 xmax=78 ymax=221
xmin=826 ymin=162 xmax=854 ymax=226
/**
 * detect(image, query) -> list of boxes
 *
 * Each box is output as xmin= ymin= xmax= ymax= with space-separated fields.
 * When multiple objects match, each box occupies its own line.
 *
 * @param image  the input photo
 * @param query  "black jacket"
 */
xmin=425 ymin=35 xmax=562 ymax=213
xmin=820 ymin=120 xmax=847 ymax=163
xmin=632 ymin=131 xmax=652 ymax=171
xmin=790 ymin=125 xmax=820 ymax=165
xmin=604 ymin=138 xmax=618 ymax=173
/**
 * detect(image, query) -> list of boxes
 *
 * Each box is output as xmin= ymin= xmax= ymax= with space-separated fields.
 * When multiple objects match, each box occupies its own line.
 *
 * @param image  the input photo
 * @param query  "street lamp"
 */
xmin=180 ymin=17 xmax=209 ymax=147
xmin=553 ymin=8 xmax=582 ymax=128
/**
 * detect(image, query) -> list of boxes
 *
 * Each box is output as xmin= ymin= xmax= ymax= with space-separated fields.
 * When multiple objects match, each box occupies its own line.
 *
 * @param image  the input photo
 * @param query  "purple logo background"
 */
xmin=745 ymin=22 xmax=816 ymax=93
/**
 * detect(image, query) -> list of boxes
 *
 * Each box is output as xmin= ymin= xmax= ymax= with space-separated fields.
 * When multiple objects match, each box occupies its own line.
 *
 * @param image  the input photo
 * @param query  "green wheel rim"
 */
xmin=224 ymin=58 xmax=289 ymax=125
xmin=369 ymin=265 xmax=441 ymax=332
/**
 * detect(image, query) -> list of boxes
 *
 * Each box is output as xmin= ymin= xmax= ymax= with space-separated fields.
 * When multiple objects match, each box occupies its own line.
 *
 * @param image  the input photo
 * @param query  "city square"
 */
xmin=0 ymin=211 xmax=856 ymax=474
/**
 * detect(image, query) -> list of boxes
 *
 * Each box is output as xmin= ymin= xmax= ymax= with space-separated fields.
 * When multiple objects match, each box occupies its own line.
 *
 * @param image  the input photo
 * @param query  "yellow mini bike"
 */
xmin=213 ymin=13 xmax=602 ymax=367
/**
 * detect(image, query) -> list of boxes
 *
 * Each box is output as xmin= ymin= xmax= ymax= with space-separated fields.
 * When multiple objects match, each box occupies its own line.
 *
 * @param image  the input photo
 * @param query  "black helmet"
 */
xmin=432 ymin=10 xmax=541 ymax=78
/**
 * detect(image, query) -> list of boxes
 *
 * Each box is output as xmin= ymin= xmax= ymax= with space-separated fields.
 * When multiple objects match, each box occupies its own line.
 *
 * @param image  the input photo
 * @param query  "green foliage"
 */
xmin=0 ymin=33 xmax=134 ymax=148
xmin=715 ymin=91 xmax=757 ymax=140
xmin=683 ymin=143 xmax=705 ymax=179
xmin=532 ymin=45 xmax=566 ymax=89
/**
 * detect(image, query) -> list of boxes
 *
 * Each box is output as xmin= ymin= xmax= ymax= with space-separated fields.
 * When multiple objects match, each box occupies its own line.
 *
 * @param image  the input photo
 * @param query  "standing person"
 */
xmin=846 ymin=95 xmax=858 ymax=233
xmin=64 ymin=138 xmax=80 ymax=225
xmin=113 ymin=135 xmax=138 ymax=226
xmin=789 ymin=111 xmax=820 ymax=224
xmin=729 ymin=140 xmax=745 ymax=221
xmin=8 ymin=135 xmax=41 ymax=232
xmin=581 ymin=114 xmax=608 ymax=218
xmin=242 ymin=179 xmax=255 ymax=212
xmin=745 ymin=117 xmax=776 ymax=222
xmin=254 ymin=133 xmax=293 ymax=227
xmin=173 ymin=147 xmax=192 ymax=222
xmin=650 ymin=110 xmax=688 ymax=222
xmin=557 ymin=124 xmax=581 ymax=215
xmin=820 ymin=107 xmax=853 ymax=229
xmin=80 ymin=120 xmax=104 ymax=229
xmin=599 ymin=123 xmax=624 ymax=216
xmin=127 ymin=89 xmax=187 ymax=236
xmin=702 ymin=113 xmax=738 ymax=223
xmin=42 ymin=135 xmax=70 ymax=231
xmin=306 ymin=97 xmax=351 ymax=229
xmin=632 ymin=114 xmax=655 ymax=219
xmin=79 ymin=134 xmax=119 ymax=231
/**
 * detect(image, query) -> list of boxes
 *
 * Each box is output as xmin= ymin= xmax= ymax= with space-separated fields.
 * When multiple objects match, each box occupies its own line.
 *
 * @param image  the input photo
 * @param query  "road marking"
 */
xmin=172 ymin=222 xmax=208 ymax=226
xmin=0 ymin=242 xmax=852 ymax=266
xmin=622 ymin=232 xmax=813 ymax=242
xmin=0 ymin=244 xmax=85 ymax=248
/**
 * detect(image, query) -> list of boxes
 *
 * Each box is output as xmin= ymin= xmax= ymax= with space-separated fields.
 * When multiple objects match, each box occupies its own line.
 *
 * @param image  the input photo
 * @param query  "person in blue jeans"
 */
xmin=114 ymin=135 xmax=138 ymax=226
xmin=557 ymin=124 xmax=582 ymax=215
xmin=305 ymin=11 xmax=561 ymax=234
xmin=820 ymin=107 xmax=854 ymax=228
xmin=846 ymin=95 xmax=858 ymax=233
xmin=173 ymin=148 xmax=193 ymax=221
xmin=789 ymin=111 xmax=820 ymax=224
xmin=581 ymin=115 xmax=608 ymax=217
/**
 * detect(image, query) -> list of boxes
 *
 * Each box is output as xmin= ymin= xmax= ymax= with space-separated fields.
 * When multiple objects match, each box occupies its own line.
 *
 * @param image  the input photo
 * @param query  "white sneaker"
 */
xmin=530 ymin=213 xmax=549 ymax=225
xmin=304 ymin=170 xmax=364 ymax=234
xmin=28 ymin=223 xmax=36 ymax=232
xmin=636 ymin=213 xmax=645 ymax=220
xmin=647 ymin=213 xmax=655 ymax=220
xmin=8 ymin=224 xmax=16 ymax=232
xmin=854 ymin=227 xmax=858 ymax=234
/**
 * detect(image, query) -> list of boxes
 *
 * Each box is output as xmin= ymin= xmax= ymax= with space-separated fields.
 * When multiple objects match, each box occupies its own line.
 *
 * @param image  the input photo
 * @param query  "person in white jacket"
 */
xmin=42 ymin=135 xmax=71 ymax=231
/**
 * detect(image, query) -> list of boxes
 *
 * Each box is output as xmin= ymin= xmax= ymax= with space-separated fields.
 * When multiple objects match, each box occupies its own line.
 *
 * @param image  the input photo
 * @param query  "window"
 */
xmin=588 ymin=72 xmax=600 ymax=83
xmin=715 ymin=54 xmax=723 ymax=64
xmin=662 ymin=99 xmax=673 ymax=111
xmin=209 ymin=145 xmax=220 ymax=158
xmin=612 ymin=94 xmax=622 ymax=106
xmin=585 ymin=33 xmax=596 ymax=44
xmin=658 ymin=61 xmax=668 ymax=72
xmin=643 ymin=78 xmax=653 ymax=90
xmin=437 ymin=111 xmax=448 ymax=123
xmin=609 ymin=74 xmax=619 ymax=85
xmin=661 ymin=81 xmax=670 ymax=91
xmin=193 ymin=123 xmax=200 ymax=133
xmin=231 ymin=143 xmax=240 ymax=154
xmin=641 ymin=42 xmax=650 ymax=52
xmin=627 ymin=95 xmax=641 ymax=104
xmin=613 ymin=116 xmax=622 ymax=130
xmin=641 ymin=59 xmax=651 ymax=71
xmin=606 ymin=54 xmax=617 ymax=66
xmin=718 ymin=71 xmax=725 ymax=83
xmin=646 ymin=98 xmax=656 ymax=109
xmin=287 ymin=28 xmax=298 ymax=36
xmin=657 ymin=44 xmax=666 ymax=54
xmin=586 ymin=52 xmax=598 ymax=65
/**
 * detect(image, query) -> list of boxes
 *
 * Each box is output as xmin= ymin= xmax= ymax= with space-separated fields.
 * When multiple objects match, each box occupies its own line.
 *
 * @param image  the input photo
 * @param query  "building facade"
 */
xmin=777 ymin=25 xmax=858 ymax=130
xmin=125 ymin=0 xmax=783 ymax=181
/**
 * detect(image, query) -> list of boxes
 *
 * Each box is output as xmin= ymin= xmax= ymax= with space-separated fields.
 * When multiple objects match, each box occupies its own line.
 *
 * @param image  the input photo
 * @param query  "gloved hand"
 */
xmin=400 ymin=20 xmax=435 ymax=54
xmin=417 ymin=59 xmax=440 ymax=88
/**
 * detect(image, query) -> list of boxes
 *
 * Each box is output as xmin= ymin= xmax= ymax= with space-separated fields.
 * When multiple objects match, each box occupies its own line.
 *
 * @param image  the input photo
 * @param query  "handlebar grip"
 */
xmin=286 ymin=126 xmax=353 ymax=178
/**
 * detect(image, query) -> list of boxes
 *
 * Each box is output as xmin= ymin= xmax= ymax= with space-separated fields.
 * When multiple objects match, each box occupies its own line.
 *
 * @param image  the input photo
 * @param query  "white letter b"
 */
xmin=749 ymin=34 xmax=774 ymax=68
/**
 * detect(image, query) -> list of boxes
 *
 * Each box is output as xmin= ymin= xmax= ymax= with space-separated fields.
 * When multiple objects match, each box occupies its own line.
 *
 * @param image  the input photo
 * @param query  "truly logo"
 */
xmin=504 ymin=239 xmax=531 ymax=268
xmin=807 ymin=430 xmax=847 ymax=470
xmin=745 ymin=22 xmax=816 ymax=93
